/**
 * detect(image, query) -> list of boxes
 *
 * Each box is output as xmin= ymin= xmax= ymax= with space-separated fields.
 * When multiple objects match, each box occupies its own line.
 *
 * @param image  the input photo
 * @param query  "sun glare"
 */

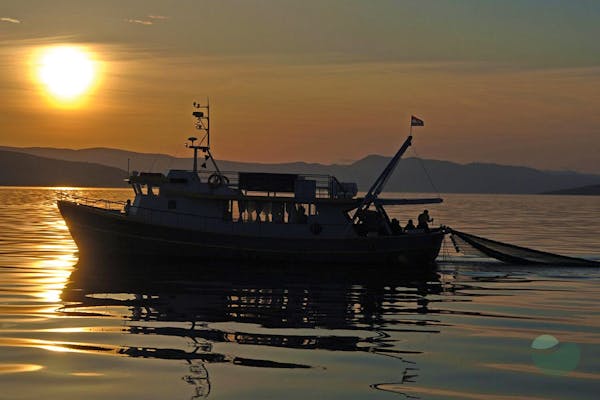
xmin=34 ymin=45 xmax=100 ymax=106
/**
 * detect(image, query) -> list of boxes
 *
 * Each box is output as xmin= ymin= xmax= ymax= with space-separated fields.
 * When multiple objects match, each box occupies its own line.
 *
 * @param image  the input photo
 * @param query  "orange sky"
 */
xmin=1 ymin=1 xmax=599 ymax=173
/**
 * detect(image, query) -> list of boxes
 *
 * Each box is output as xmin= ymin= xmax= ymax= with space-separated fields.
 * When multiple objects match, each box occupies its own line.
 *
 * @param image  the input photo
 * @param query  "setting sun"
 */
xmin=35 ymin=46 xmax=100 ymax=105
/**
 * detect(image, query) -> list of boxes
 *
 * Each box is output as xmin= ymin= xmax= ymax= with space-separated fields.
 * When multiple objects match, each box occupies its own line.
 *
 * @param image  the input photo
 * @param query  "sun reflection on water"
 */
xmin=0 ymin=364 xmax=44 ymax=374
xmin=31 ymin=254 xmax=77 ymax=304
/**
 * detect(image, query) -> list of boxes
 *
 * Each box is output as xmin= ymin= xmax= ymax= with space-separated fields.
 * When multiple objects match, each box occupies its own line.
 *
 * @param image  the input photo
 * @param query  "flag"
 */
xmin=411 ymin=115 xmax=424 ymax=127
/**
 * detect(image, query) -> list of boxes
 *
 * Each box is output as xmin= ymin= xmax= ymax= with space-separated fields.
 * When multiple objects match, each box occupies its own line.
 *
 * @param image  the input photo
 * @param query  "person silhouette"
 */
xmin=404 ymin=219 xmax=416 ymax=231
xmin=124 ymin=199 xmax=131 ymax=215
xmin=390 ymin=218 xmax=402 ymax=234
xmin=417 ymin=210 xmax=433 ymax=230
xmin=297 ymin=205 xmax=308 ymax=224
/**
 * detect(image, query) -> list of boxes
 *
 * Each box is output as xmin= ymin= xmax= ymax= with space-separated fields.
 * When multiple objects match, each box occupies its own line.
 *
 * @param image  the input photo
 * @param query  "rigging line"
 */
xmin=440 ymin=235 xmax=447 ymax=263
xmin=149 ymin=154 xmax=160 ymax=173
xmin=148 ymin=145 xmax=168 ymax=173
xmin=166 ymin=142 xmax=184 ymax=172
xmin=410 ymin=144 xmax=447 ymax=230
xmin=441 ymin=235 xmax=453 ymax=264
xmin=410 ymin=146 xmax=440 ymax=198
xmin=165 ymin=152 xmax=174 ymax=172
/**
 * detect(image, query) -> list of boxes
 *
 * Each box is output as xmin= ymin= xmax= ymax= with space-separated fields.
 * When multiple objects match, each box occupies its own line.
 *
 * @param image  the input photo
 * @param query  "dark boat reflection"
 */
xmin=61 ymin=258 xmax=451 ymax=398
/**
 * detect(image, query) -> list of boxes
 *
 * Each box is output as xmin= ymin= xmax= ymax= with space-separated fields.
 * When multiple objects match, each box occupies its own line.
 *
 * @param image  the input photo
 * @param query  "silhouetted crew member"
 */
xmin=124 ymin=199 xmax=131 ymax=215
xmin=417 ymin=210 xmax=433 ymax=230
xmin=404 ymin=219 xmax=416 ymax=231
xmin=390 ymin=218 xmax=402 ymax=234
xmin=297 ymin=205 xmax=308 ymax=224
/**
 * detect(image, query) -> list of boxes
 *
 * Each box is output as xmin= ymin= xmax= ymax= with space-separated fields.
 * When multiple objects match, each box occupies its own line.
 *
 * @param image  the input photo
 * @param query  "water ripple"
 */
xmin=0 ymin=188 xmax=598 ymax=399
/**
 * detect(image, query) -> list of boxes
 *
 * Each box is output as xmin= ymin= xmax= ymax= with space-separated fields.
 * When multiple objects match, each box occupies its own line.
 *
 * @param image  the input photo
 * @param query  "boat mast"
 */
xmin=188 ymin=100 xmax=224 ymax=177
xmin=187 ymin=137 xmax=201 ymax=173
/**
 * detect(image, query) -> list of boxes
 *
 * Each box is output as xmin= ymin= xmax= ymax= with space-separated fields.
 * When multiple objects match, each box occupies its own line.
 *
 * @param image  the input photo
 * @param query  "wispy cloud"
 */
xmin=125 ymin=14 xmax=169 ymax=25
xmin=0 ymin=35 xmax=77 ymax=48
xmin=126 ymin=15 xmax=168 ymax=26
xmin=1 ymin=17 xmax=21 ymax=24
xmin=127 ymin=19 xmax=153 ymax=26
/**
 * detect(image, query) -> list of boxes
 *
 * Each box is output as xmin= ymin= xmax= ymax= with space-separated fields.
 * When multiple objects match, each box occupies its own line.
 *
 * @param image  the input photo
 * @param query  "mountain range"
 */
xmin=0 ymin=150 xmax=128 ymax=187
xmin=542 ymin=184 xmax=600 ymax=196
xmin=1 ymin=146 xmax=599 ymax=193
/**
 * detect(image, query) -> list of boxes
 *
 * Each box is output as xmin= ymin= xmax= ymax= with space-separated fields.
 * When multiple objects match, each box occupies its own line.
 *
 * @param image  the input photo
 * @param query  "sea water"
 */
xmin=0 ymin=187 xmax=598 ymax=399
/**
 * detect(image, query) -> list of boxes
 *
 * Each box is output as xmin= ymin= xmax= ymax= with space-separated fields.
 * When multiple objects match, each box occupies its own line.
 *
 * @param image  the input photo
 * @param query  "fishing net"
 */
xmin=449 ymin=228 xmax=599 ymax=267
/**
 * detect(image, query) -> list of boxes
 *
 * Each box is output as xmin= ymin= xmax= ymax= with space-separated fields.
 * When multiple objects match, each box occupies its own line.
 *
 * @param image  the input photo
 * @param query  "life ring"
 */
xmin=208 ymin=174 xmax=229 ymax=188
xmin=310 ymin=222 xmax=323 ymax=235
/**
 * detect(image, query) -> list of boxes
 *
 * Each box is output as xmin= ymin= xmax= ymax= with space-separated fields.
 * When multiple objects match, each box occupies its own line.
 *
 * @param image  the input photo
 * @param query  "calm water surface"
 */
xmin=0 ymin=187 xmax=599 ymax=399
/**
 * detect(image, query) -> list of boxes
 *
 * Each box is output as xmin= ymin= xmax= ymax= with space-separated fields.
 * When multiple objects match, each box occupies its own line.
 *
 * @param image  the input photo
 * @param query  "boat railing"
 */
xmin=57 ymin=192 xmax=126 ymax=211
xmin=127 ymin=205 xmax=350 ymax=235
xmin=301 ymin=174 xmax=338 ymax=199
xmin=59 ymin=192 xmax=350 ymax=234
xmin=197 ymin=170 xmax=240 ymax=187
xmin=195 ymin=170 xmax=340 ymax=199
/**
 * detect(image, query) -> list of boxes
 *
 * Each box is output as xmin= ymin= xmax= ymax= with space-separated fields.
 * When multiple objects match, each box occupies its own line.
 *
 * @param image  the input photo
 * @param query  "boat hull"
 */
xmin=58 ymin=200 xmax=444 ymax=268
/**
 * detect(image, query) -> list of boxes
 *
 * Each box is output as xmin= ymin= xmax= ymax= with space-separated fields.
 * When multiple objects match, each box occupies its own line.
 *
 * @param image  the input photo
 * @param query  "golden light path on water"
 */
xmin=31 ymin=45 xmax=102 ymax=108
xmin=0 ymin=189 xmax=77 ymax=309
xmin=0 ymin=364 xmax=44 ymax=374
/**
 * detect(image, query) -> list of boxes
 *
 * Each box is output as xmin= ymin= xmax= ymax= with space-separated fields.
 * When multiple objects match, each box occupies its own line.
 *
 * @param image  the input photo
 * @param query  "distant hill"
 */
xmin=542 ymin=184 xmax=600 ymax=196
xmin=0 ymin=150 xmax=128 ymax=187
xmin=2 ymin=146 xmax=600 ymax=194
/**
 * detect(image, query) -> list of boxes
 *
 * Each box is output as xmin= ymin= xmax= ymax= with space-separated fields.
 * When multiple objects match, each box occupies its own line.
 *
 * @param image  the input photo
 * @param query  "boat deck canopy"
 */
xmin=239 ymin=172 xmax=298 ymax=192
xmin=128 ymin=172 xmax=167 ymax=185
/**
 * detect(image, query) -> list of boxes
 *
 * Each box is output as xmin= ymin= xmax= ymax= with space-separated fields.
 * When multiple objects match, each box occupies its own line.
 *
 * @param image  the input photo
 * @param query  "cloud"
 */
xmin=126 ymin=19 xmax=153 ymax=26
xmin=125 ymin=14 xmax=169 ymax=25
xmin=126 ymin=15 xmax=168 ymax=26
xmin=1 ymin=17 xmax=21 ymax=24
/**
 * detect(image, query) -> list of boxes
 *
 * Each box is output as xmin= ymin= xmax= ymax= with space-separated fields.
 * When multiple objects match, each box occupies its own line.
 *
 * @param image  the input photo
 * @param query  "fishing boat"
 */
xmin=58 ymin=102 xmax=444 ymax=267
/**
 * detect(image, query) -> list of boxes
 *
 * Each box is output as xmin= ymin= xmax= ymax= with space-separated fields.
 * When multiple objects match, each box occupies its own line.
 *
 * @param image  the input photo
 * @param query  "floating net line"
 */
xmin=448 ymin=228 xmax=599 ymax=267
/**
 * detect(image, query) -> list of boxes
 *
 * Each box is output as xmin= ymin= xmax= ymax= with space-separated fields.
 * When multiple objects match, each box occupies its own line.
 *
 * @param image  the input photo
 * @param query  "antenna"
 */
xmin=187 ymin=100 xmax=223 ymax=178
xmin=191 ymin=100 xmax=210 ymax=149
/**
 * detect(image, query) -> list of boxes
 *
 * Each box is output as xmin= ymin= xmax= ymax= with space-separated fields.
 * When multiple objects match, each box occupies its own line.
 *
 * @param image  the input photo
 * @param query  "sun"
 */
xmin=35 ymin=45 xmax=100 ymax=106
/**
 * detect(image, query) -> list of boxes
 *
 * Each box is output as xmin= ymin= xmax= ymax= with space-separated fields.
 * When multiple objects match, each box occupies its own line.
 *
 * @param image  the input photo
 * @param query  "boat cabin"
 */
xmin=127 ymin=166 xmax=363 ymax=237
xmin=123 ymin=102 xmax=441 ymax=238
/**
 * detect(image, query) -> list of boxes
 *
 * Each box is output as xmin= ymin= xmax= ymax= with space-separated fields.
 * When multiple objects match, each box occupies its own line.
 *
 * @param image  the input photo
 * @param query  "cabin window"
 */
xmin=141 ymin=184 xmax=160 ymax=196
xmin=231 ymin=200 xmax=316 ymax=224
xmin=168 ymin=200 xmax=177 ymax=210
